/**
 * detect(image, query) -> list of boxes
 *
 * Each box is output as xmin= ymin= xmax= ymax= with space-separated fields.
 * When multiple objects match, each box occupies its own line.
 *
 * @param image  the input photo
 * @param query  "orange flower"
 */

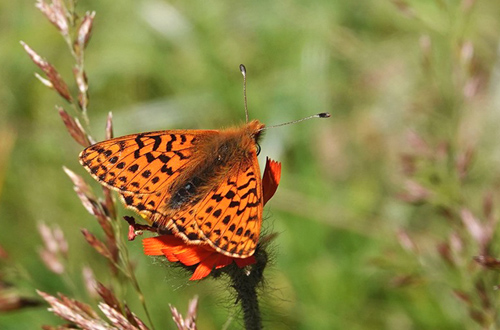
xmin=142 ymin=157 xmax=281 ymax=280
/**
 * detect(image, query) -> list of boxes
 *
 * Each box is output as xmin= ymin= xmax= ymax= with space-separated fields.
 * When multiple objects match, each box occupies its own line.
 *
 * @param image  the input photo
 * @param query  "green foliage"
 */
xmin=2 ymin=0 xmax=500 ymax=329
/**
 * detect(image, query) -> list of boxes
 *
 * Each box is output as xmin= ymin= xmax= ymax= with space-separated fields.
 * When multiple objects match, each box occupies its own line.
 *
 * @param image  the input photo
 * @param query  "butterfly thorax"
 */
xmin=167 ymin=120 xmax=264 ymax=211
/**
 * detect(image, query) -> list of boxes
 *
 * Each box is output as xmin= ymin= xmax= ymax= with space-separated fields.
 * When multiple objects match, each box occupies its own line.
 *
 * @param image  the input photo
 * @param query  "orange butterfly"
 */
xmin=79 ymin=65 xmax=329 ymax=259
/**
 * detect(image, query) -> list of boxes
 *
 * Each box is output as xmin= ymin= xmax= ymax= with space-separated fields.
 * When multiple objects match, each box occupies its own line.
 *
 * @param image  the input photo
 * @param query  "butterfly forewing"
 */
xmin=79 ymin=129 xmax=219 ymax=222
xmin=79 ymin=130 xmax=216 ymax=194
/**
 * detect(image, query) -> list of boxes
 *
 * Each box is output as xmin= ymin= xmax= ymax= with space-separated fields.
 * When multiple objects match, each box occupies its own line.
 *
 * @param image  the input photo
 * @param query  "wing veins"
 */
xmin=82 ymin=136 xmax=197 ymax=194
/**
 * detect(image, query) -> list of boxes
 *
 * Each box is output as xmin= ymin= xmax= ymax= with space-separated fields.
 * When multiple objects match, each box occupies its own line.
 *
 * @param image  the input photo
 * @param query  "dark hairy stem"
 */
xmin=227 ymin=248 xmax=268 ymax=330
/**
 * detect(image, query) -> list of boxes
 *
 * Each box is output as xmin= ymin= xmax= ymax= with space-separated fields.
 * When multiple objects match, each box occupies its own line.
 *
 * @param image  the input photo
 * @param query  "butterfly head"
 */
xmin=247 ymin=119 xmax=265 ymax=143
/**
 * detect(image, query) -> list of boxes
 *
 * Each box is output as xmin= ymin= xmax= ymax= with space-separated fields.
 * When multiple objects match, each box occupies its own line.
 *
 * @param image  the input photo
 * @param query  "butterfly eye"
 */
xmin=256 ymin=143 xmax=261 ymax=156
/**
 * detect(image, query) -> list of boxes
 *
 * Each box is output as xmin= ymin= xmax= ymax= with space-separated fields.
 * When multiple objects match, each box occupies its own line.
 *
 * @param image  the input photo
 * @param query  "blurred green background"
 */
xmin=2 ymin=0 xmax=500 ymax=329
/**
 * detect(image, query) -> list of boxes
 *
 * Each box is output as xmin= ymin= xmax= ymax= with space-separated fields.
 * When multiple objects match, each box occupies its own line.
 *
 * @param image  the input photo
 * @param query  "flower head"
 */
xmin=142 ymin=157 xmax=281 ymax=280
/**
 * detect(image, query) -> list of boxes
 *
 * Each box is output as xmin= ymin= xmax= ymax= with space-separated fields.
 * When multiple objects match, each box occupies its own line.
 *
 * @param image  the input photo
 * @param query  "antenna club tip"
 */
xmin=318 ymin=112 xmax=331 ymax=118
xmin=239 ymin=64 xmax=246 ymax=75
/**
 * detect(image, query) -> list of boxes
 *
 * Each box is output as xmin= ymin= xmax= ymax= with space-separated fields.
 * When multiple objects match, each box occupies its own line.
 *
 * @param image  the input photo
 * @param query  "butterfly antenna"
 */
xmin=260 ymin=112 xmax=331 ymax=131
xmin=240 ymin=64 xmax=249 ymax=123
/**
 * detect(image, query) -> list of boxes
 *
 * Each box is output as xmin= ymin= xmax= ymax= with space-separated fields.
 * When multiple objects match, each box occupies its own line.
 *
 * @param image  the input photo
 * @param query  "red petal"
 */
xmin=144 ymin=235 xmax=254 ymax=281
xmin=213 ymin=256 xmax=233 ymax=270
xmin=161 ymin=248 xmax=180 ymax=262
xmin=190 ymin=253 xmax=238 ymax=280
xmin=142 ymin=235 xmax=183 ymax=256
xmin=175 ymin=247 xmax=213 ymax=266
xmin=190 ymin=262 xmax=213 ymax=281
xmin=262 ymin=157 xmax=281 ymax=205
xmin=190 ymin=253 xmax=222 ymax=280
xmin=234 ymin=256 xmax=257 ymax=268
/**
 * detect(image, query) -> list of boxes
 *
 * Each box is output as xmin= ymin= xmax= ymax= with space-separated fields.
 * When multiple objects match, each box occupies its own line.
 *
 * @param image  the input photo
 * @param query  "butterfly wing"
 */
xmin=79 ymin=130 xmax=218 ymax=221
xmin=80 ymin=130 xmax=219 ymax=193
xmin=169 ymin=154 xmax=263 ymax=258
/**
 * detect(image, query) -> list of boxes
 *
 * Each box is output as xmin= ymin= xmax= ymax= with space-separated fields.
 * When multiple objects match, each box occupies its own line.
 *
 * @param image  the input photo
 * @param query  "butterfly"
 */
xmin=79 ymin=65 xmax=330 ymax=259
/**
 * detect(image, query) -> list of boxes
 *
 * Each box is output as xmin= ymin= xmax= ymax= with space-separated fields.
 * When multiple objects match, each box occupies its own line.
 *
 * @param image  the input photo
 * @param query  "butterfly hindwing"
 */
xmin=168 ymin=154 xmax=263 ymax=258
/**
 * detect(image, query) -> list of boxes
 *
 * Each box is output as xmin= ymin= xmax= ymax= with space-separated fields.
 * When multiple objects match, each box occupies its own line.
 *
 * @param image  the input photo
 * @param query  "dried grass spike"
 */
xmin=170 ymin=295 xmax=198 ymax=330
xmin=76 ymin=11 xmax=96 ymax=53
xmin=95 ymin=282 xmax=121 ymax=312
xmin=20 ymin=41 xmax=72 ymax=102
xmin=99 ymin=303 xmax=137 ymax=330
xmin=106 ymin=112 xmax=114 ymax=140
xmin=81 ymin=229 xmax=113 ymax=261
xmin=35 ymin=0 xmax=69 ymax=36
xmin=58 ymin=107 xmax=91 ymax=147
xmin=37 ymin=290 xmax=108 ymax=328
xmin=82 ymin=266 xmax=99 ymax=299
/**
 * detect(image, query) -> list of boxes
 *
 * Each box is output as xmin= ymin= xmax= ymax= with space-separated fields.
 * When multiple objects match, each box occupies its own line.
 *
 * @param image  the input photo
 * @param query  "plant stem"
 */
xmin=114 ymin=216 xmax=156 ymax=330
xmin=233 ymin=278 xmax=262 ymax=330
xmin=227 ymin=248 xmax=268 ymax=330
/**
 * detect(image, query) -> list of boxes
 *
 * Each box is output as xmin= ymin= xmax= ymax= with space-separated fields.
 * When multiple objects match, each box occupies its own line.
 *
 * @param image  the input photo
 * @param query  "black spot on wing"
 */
xmin=145 ymin=152 xmax=155 ymax=163
xmin=174 ymin=151 xmax=188 ymax=160
xmin=118 ymin=141 xmax=126 ymax=151
xmin=238 ymin=178 xmax=256 ymax=190
xmin=135 ymin=134 xmax=145 ymax=149
xmin=211 ymin=193 xmax=223 ymax=202
xmin=128 ymin=164 xmax=139 ymax=173
xmin=158 ymin=154 xmax=170 ymax=163
xmin=124 ymin=195 xmax=133 ymax=205
xmin=241 ymin=188 xmax=258 ymax=199
xmin=161 ymin=165 xmax=174 ymax=175
xmin=151 ymin=135 xmax=161 ymax=151
xmin=187 ymin=233 xmax=198 ymax=240
xmin=166 ymin=134 xmax=177 ymax=152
